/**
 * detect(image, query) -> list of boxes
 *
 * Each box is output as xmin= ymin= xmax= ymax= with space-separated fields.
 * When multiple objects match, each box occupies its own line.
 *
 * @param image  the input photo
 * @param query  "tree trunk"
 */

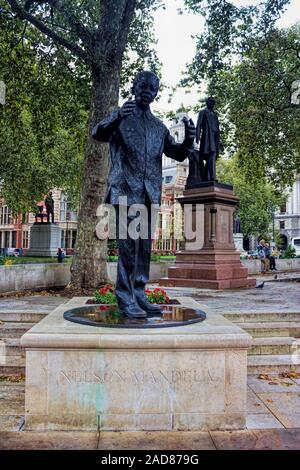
xmin=70 ymin=66 xmax=120 ymax=288
xmin=70 ymin=0 xmax=137 ymax=289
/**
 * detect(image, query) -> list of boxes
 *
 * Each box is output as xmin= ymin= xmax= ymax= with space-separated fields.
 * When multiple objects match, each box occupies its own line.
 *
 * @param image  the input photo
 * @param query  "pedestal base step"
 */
xmin=159 ymin=277 xmax=256 ymax=290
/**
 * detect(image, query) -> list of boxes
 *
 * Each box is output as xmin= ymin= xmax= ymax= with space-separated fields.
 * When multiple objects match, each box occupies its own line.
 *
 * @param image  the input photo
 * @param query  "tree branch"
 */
xmin=6 ymin=0 xmax=92 ymax=65
xmin=95 ymin=0 xmax=137 ymax=69
xmin=117 ymin=0 xmax=137 ymax=50
xmin=46 ymin=0 xmax=94 ymax=51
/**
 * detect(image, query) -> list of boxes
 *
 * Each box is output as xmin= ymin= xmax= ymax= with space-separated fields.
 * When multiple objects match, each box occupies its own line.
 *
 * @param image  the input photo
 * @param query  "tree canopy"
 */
xmin=183 ymin=0 xmax=292 ymax=85
xmin=217 ymin=156 xmax=285 ymax=239
xmin=0 ymin=0 xmax=161 ymax=213
xmin=213 ymin=26 xmax=300 ymax=188
xmin=0 ymin=1 xmax=88 ymax=213
xmin=181 ymin=0 xmax=299 ymax=188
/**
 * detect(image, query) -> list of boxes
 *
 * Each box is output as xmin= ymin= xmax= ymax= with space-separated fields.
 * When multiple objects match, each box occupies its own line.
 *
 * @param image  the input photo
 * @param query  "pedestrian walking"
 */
xmin=257 ymin=239 xmax=270 ymax=274
xmin=57 ymin=248 xmax=65 ymax=264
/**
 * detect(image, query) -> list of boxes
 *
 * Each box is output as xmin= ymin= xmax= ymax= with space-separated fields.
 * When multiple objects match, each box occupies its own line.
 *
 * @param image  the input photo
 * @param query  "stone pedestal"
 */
xmin=21 ymin=297 xmax=251 ymax=431
xmin=27 ymin=224 xmax=61 ymax=257
xmin=159 ymin=183 xmax=256 ymax=289
xmin=233 ymin=233 xmax=245 ymax=253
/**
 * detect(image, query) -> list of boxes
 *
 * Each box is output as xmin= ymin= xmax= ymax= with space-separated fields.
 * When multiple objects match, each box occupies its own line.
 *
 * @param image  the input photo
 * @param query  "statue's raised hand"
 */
xmin=119 ymin=100 xmax=136 ymax=119
xmin=182 ymin=117 xmax=196 ymax=144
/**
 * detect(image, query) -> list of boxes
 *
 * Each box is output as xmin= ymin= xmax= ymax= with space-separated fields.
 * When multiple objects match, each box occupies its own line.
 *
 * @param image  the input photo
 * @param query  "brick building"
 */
xmin=0 ymin=189 xmax=77 ymax=254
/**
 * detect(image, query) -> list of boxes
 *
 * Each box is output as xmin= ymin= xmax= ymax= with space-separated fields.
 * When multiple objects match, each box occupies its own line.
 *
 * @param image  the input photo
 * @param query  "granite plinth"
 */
xmin=27 ymin=224 xmax=61 ymax=257
xmin=21 ymin=297 xmax=251 ymax=431
xmin=159 ymin=184 xmax=255 ymax=289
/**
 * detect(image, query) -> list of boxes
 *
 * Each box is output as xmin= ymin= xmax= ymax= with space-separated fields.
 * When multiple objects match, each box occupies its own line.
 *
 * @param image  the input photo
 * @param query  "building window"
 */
xmin=165 ymin=176 xmax=172 ymax=184
xmin=22 ymin=213 xmax=29 ymax=224
xmin=11 ymin=231 xmax=16 ymax=247
xmin=0 ymin=206 xmax=12 ymax=225
xmin=61 ymin=230 xmax=77 ymax=249
xmin=158 ymin=213 xmax=162 ymax=229
xmin=280 ymin=221 xmax=285 ymax=229
xmin=72 ymin=230 xmax=77 ymax=248
xmin=61 ymin=231 xmax=65 ymax=248
xmin=60 ymin=192 xmax=77 ymax=222
xmin=280 ymin=203 xmax=287 ymax=214
xmin=4 ymin=231 xmax=10 ymax=248
xmin=22 ymin=231 xmax=29 ymax=249
xmin=60 ymin=193 xmax=67 ymax=222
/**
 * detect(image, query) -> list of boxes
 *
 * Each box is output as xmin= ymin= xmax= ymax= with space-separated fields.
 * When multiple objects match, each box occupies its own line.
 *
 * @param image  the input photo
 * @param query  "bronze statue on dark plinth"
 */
xmin=34 ymin=205 xmax=47 ymax=224
xmin=186 ymin=97 xmax=223 ymax=188
xmin=45 ymin=192 xmax=55 ymax=224
xmin=196 ymin=96 xmax=222 ymax=182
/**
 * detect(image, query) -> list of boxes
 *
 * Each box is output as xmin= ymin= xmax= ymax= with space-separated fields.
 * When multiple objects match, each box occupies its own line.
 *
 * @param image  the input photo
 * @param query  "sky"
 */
xmin=152 ymin=0 xmax=300 ymax=118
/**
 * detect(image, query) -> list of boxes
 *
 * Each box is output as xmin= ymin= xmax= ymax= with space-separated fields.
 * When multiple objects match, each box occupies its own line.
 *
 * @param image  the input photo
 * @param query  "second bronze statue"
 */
xmin=186 ymin=96 xmax=223 ymax=188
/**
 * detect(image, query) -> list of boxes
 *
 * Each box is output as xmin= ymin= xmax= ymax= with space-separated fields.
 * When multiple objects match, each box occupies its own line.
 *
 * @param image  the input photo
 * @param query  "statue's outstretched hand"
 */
xmin=182 ymin=117 xmax=196 ymax=144
xmin=119 ymin=100 xmax=136 ymax=119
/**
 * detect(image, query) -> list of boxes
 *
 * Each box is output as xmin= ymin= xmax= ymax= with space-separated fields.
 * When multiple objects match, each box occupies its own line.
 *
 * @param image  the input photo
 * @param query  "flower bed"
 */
xmin=86 ymin=285 xmax=180 ymax=305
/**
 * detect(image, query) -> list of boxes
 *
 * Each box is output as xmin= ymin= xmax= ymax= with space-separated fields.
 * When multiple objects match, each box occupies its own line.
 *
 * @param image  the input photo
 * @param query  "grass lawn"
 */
xmin=12 ymin=256 xmax=72 ymax=264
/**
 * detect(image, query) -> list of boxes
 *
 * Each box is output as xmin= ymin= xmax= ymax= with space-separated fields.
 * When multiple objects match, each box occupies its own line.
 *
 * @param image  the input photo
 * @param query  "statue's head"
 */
xmin=132 ymin=71 xmax=160 ymax=108
xmin=206 ymin=96 xmax=216 ymax=110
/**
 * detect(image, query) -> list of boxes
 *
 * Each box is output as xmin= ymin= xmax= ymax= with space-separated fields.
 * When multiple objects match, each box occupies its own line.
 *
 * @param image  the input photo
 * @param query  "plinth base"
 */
xmin=21 ymin=297 xmax=251 ymax=431
xmin=159 ymin=276 xmax=256 ymax=289
xmin=27 ymin=223 xmax=61 ymax=257
xmin=159 ymin=184 xmax=255 ymax=290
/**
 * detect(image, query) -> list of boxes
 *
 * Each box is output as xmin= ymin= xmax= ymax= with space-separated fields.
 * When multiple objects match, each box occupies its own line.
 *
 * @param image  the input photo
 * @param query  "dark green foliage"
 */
xmin=0 ymin=0 xmax=161 ymax=213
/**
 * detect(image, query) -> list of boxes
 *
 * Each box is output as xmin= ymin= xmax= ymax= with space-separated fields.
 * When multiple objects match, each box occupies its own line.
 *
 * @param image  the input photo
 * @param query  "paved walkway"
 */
xmin=0 ymin=288 xmax=300 ymax=450
xmin=0 ymin=428 xmax=300 ymax=450
xmin=153 ymin=278 xmax=300 ymax=314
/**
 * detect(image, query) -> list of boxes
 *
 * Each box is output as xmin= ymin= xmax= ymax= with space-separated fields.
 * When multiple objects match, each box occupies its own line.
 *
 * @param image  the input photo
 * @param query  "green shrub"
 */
xmin=282 ymin=245 xmax=297 ymax=259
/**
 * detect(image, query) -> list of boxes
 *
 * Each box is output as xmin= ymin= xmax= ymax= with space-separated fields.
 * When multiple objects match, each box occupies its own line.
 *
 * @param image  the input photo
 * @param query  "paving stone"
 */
xmin=98 ymin=431 xmax=216 ymax=450
xmin=0 ymin=339 xmax=24 ymax=357
xmin=238 ymin=322 xmax=300 ymax=337
xmin=0 ymin=431 xmax=99 ymax=450
xmin=291 ymin=378 xmax=300 ymax=386
xmin=248 ymin=355 xmax=300 ymax=374
xmin=0 ymin=296 xmax=68 ymax=312
xmin=0 ymin=400 xmax=24 ymax=415
xmin=0 ymin=312 xmax=47 ymax=322
xmin=246 ymin=413 xmax=283 ymax=429
xmin=246 ymin=388 xmax=269 ymax=414
xmin=0 ymin=323 xmax=36 ymax=338
xmin=210 ymin=429 xmax=300 ymax=450
xmin=182 ymin=280 xmax=300 ymax=313
xmin=247 ymin=375 xmax=300 ymax=393
xmin=0 ymin=415 xmax=24 ymax=432
xmin=0 ymin=385 xmax=25 ymax=401
xmin=258 ymin=392 xmax=300 ymax=428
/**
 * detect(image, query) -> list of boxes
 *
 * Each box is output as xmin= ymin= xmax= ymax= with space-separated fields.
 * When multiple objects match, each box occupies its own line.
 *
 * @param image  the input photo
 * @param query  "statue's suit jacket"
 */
xmin=92 ymin=106 xmax=191 ymax=206
xmin=196 ymin=108 xmax=220 ymax=159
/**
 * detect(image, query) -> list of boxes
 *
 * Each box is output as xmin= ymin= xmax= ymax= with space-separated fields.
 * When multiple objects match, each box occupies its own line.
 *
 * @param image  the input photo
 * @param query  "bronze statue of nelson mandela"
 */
xmin=92 ymin=71 xmax=195 ymax=318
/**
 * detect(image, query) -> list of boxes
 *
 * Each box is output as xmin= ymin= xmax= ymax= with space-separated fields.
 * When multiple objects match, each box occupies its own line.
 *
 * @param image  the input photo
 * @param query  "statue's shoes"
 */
xmin=136 ymin=297 xmax=163 ymax=314
xmin=120 ymin=303 xmax=147 ymax=318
